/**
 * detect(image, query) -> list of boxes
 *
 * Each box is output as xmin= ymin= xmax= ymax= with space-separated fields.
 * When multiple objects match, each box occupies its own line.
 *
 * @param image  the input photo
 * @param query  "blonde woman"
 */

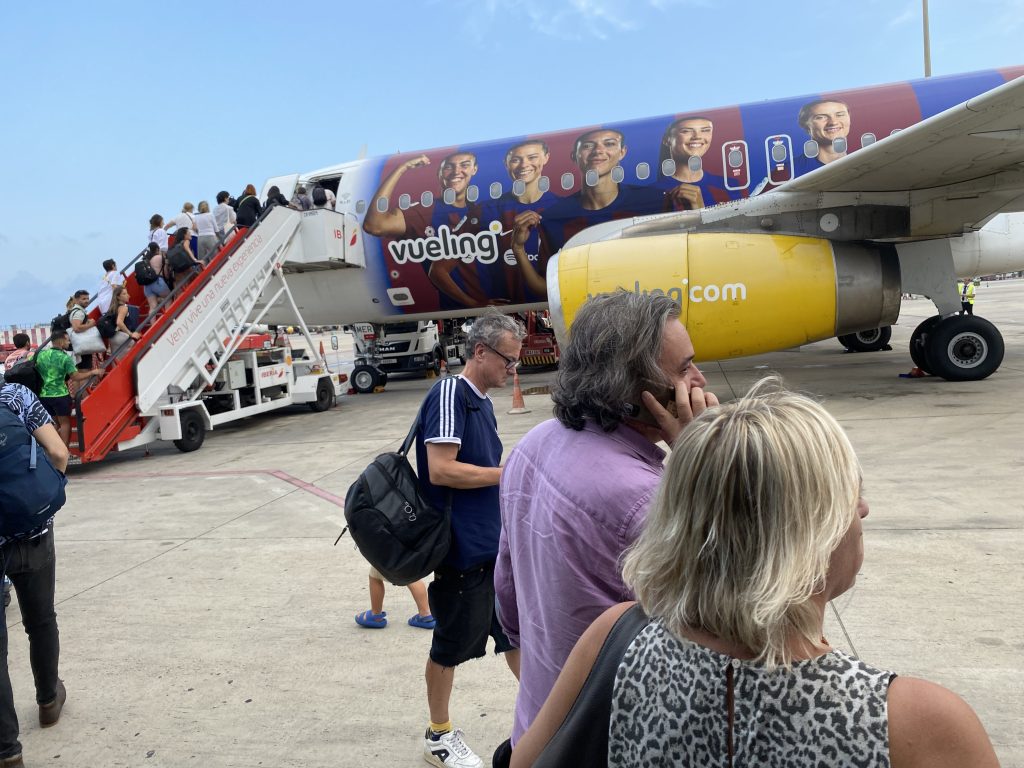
xmin=513 ymin=380 xmax=998 ymax=768
xmin=194 ymin=200 xmax=219 ymax=263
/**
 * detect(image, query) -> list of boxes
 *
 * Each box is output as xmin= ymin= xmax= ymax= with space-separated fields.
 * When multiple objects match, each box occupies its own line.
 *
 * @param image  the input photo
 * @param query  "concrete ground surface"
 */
xmin=5 ymin=281 xmax=1023 ymax=767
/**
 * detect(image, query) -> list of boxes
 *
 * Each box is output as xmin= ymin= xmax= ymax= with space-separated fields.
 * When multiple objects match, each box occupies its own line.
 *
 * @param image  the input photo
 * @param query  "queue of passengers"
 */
xmin=377 ymin=293 xmax=1001 ymax=768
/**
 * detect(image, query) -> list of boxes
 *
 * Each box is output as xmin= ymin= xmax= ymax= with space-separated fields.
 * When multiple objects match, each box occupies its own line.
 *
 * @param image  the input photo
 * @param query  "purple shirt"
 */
xmin=495 ymin=418 xmax=666 ymax=745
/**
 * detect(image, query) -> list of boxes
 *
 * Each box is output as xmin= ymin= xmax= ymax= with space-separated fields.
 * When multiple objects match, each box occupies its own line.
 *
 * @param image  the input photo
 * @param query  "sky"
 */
xmin=2 ymin=0 xmax=1023 ymax=327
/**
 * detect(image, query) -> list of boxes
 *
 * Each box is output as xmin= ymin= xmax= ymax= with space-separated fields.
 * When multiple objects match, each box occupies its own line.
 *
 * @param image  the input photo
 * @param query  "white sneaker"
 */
xmin=423 ymin=727 xmax=483 ymax=768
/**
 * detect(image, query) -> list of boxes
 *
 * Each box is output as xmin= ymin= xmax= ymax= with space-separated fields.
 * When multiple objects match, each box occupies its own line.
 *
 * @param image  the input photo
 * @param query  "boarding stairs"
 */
xmin=69 ymin=206 xmax=359 ymax=462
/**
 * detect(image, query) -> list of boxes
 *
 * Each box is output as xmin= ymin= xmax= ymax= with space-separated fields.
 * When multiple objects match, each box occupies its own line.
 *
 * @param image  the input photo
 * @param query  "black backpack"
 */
xmin=97 ymin=313 xmax=118 ymax=339
xmin=312 ymin=187 xmax=328 ymax=206
xmin=340 ymin=413 xmax=451 ymax=585
xmin=167 ymin=243 xmax=193 ymax=274
xmin=3 ymin=357 xmax=42 ymax=395
xmin=50 ymin=311 xmax=72 ymax=333
xmin=134 ymin=257 xmax=159 ymax=286
xmin=0 ymin=405 xmax=67 ymax=538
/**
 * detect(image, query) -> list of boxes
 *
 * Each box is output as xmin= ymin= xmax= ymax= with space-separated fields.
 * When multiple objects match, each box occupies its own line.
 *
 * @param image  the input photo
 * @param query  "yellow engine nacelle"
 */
xmin=547 ymin=232 xmax=901 ymax=362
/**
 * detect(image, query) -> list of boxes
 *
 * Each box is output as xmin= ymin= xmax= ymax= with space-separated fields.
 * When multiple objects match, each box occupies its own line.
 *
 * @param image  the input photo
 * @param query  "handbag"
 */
xmin=70 ymin=326 xmax=106 ymax=355
xmin=532 ymin=604 xmax=650 ymax=768
xmin=340 ymin=410 xmax=452 ymax=586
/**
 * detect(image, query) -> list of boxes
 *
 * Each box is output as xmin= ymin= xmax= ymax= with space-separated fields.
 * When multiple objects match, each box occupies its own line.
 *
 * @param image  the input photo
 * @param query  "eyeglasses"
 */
xmin=482 ymin=343 xmax=520 ymax=371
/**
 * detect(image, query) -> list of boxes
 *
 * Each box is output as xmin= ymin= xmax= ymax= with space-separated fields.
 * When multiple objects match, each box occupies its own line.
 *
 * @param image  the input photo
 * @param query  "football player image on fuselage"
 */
xmin=481 ymin=140 xmax=555 ymax=304
xmin=511 ymin=128 xmax=660 ymax=298
xmin=363 ymin=151 xmax=490 ymax=310
xmin=795 ymin=99 xmax=851 ymax=175
xmin=653 ymin=116 xmax=736 ymax=209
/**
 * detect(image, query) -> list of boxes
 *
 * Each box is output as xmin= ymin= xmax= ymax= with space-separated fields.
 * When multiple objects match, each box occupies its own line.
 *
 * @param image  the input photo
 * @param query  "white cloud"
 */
xmin=448 ymin=0 xmax=702 ymax=41
xmin=886 ymin=4 xmax=916 ymax=29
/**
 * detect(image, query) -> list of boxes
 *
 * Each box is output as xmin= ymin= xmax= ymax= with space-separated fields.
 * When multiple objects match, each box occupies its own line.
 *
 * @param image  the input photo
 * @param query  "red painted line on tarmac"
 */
xmin=73 ymin=468 xmax=345 ymax=507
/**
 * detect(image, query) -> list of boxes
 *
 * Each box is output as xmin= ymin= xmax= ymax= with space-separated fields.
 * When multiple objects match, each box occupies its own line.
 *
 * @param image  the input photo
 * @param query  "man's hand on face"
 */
xmin=641 ymin=382 xmax=720 ymax=447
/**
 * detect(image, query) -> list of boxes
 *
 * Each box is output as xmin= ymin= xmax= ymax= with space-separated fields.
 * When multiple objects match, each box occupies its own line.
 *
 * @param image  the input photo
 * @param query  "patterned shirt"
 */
xmin=34 ymin=347 xmax=77 ymax=398
xmin=610 ymin=620 xmax=896 ymax=767
xmin=0 ymin=382 xmax=56 ymax=545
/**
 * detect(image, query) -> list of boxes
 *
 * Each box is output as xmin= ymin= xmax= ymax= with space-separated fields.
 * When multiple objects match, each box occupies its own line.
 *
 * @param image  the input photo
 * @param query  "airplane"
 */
xmin=258 ymin=65 xmax=1024 ymax=385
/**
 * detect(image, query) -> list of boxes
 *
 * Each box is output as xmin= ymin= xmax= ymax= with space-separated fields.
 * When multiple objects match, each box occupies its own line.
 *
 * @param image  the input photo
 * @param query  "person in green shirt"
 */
xmin=33 ymin=331 xmax=102 ymax=445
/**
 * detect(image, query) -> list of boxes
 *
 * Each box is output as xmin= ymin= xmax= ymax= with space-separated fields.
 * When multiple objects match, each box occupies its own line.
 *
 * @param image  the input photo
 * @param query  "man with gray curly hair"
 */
xmin=416 ymin=312 xmax=525 ymax=768
xmin=492 ymin=290 xmax=718 ymax=759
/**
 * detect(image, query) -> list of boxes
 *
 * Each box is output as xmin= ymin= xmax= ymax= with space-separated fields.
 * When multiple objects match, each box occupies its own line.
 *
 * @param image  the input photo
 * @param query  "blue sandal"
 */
xmin=408 ymin=613 xmax=436 ymax=630
xmin=355 ymin=610 xmax=388 ymax=628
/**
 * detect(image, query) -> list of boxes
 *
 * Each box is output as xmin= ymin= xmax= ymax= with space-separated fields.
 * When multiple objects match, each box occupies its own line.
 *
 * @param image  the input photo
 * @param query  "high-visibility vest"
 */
xmin=958 ymin=281 xmax=976 ymax=304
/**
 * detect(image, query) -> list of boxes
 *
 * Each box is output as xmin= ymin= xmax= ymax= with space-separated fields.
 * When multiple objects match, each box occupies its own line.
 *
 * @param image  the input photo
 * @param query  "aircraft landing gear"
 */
xmin=351 ymin=364 xmax=386 ymax=393
xmin=838 ymin=326 xmax=892 ymax=352
xmin=910 ymin=314 xmax=1004 ymax=381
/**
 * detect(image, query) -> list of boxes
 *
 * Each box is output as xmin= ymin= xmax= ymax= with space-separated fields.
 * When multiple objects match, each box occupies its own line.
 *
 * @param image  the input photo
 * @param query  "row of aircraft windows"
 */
xmin=360 ymin=128 xmax=904 ymax=213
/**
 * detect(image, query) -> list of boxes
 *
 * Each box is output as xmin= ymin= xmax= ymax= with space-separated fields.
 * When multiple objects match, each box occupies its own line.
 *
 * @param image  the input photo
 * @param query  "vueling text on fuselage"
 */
xmin=606 ymin=280 xmax=748 ymax=305
xmin=387 ymin=225 xmax=500 ymax=265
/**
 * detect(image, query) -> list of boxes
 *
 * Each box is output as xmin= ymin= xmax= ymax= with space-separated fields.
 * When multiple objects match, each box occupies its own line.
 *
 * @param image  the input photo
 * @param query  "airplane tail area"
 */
xmin=547 ymin=232 xmax=900 ymax=363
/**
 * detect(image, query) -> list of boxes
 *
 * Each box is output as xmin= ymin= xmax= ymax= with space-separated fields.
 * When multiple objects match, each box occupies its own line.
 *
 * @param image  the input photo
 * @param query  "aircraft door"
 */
xmin=765 ymin=135 xmax=793 ymax=185
xmin=722 ymin=141 xmax=750 ymax=191
xmin=260 ymin=173 xmax=299 ymax=202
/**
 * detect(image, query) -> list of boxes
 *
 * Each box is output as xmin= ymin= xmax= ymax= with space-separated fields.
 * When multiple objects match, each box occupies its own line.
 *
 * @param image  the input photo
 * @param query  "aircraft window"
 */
xmin=611 ymin=166 xmax=624 ymax=183
xmin=803 ymin=140 xmax=819 ymax=159
xmin=585 ymin=169 xmax=599 ymax=187
xmin=398 ymin=193 xmax=411 ymax=210
xmin=443 ymin=188 xmax=456 ymax=205
xmin=489 ymin=182 xmax=503 ymax=199
xmin=538 ymin=176 xmax=550 ymax=193
xmin=467 ymin=185 xmax=479 ymax=202
xmin=375 ymin=197 xmax=388 ymax=213
xmin=561 ymin=172 xmax=574 ymax=190
xmin=688 ymin=156 xmax=703 ymax=173
xmin=512 ymin=179 xmax=526 ymax=196
xmin=832 ymin=137 xmax=847 ymax=154
xmin=770 ymin=142 xmax=788 ymax=163
xmin=636 ymin=162 xmax=650 ymax=180
xmin=861 ymin=133 xmax=877 ymax=148
xmin=421 ymin=191 xmax=433 ymax=207
xmin=356 ymin=200 xmax=367 ymax=215
xmin=890 ymin=128 xmax=902 ymax=136
xmin=661 ymin=159 xmax=676 ymax=177
xmin=728 ymin=148 xmax=744 ymax=168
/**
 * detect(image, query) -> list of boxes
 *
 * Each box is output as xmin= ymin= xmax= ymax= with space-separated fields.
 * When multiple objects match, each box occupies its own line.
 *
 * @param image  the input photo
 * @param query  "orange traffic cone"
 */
xmin=508 ymin=368 xmax=530 ymax=415
xmin=319 ymin=339 xmax=326 ymax=358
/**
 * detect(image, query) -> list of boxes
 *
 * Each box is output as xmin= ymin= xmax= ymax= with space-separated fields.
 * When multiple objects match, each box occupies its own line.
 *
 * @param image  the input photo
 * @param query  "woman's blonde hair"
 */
xmin=198 ymin=200 xmax=210 ymax=214
xmin=622 ymin=377 xmax=861 ymax=669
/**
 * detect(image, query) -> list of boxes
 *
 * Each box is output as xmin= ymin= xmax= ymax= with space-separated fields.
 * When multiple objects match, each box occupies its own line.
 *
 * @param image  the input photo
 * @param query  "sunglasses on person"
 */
xmin=482 ymin=342 xmax=520 ymax=371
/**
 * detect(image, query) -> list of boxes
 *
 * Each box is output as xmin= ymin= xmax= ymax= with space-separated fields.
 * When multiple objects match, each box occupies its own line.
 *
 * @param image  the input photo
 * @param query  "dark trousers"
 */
xmin=961 ymin=301 xmax=974 ymax=315
xmin=0 ymin=530 xmax=60 ymax=758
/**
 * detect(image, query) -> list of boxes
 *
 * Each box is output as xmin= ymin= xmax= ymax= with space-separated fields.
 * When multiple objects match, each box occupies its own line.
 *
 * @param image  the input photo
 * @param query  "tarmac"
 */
xmin=6 ymin=280 xmax=1023 ymax=767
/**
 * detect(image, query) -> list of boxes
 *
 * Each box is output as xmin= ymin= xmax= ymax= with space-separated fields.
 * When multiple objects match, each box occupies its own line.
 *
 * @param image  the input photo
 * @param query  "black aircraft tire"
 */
xmin=909 ymin=315 xmax=943 ymax=374
xmin=924 ymin=315 xmax=1004 ymax=381
xmin=309 ymin=378 xmax=335 ymax=412
xmin=351 ymin=365 xmax=381 ymax=394
xmin=838 ymin=326 xmax=893 ymax=352
xmin=173 ymin=410 xmax=206 ymax=453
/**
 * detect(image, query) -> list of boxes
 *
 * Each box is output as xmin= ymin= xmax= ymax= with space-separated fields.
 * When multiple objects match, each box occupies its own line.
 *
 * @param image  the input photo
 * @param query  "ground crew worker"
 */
xmin=957 ymin=279 xmax=977 ymax=315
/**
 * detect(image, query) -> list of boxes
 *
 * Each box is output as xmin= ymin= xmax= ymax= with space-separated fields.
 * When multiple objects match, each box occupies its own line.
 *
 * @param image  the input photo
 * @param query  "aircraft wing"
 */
xmin=622 ymin=75 xmax=1024 ymax=242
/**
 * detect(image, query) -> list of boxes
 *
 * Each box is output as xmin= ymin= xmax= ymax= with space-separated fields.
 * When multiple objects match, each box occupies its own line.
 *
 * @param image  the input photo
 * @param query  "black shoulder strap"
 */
xmin=533 ymin=604 xmax=650 ymax=768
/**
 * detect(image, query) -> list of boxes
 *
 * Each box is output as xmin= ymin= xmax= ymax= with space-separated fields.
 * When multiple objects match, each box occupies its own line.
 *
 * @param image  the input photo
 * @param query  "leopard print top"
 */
xmin=610 ymin=619 xmax=896 ymax=767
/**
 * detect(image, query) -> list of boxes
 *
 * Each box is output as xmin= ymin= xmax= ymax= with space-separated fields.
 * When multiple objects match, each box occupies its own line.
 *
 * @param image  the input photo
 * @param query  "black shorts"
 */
xmin=428 ymin=561 xmax=514 ymax=668
xmin=39 ymin=395 xmax=72 ymax=418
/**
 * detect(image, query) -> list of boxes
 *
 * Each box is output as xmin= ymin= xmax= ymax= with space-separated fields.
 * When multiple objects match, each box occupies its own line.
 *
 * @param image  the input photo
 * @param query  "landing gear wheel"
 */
xmin=837 ymin=326 xmax=892 ymax=352
xmin=173 ymin=410 xmax=206 ymax=453
xmin=309 ymin=378 xmax=335 ymax=412
xmin=924 ymin=315 xmax=1004 ymax=381
xmin=430 ymin=348 xmax=443 ymax=376
xmin=351 ymin=365 xmax=382 ymax=394
xmin=909 ymin=315 xmax=943 ymax=374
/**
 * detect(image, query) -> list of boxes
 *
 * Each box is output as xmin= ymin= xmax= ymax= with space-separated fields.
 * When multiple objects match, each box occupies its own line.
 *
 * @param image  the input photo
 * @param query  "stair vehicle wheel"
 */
xmin=923 ymin=315 xmax=1004 ymax=381
xmin=909 ymin=315 xmax=943 ymax=374
xmin=351 ymin=365 xmax=382 ymax=394
xmin=173 ymin=410 xmax=206 ymax=453
xmin=837 ymin=326 xmax=892 ymax=352
xmin=309 ymin=378 xmax=335 ymax=412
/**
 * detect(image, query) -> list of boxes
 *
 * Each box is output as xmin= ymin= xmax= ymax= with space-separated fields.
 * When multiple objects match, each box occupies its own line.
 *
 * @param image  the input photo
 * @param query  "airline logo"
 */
xmin=387 ymin=222 xmax=503 ymax=266
xmin=614 ymin=279 xmax=749 ymax=306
